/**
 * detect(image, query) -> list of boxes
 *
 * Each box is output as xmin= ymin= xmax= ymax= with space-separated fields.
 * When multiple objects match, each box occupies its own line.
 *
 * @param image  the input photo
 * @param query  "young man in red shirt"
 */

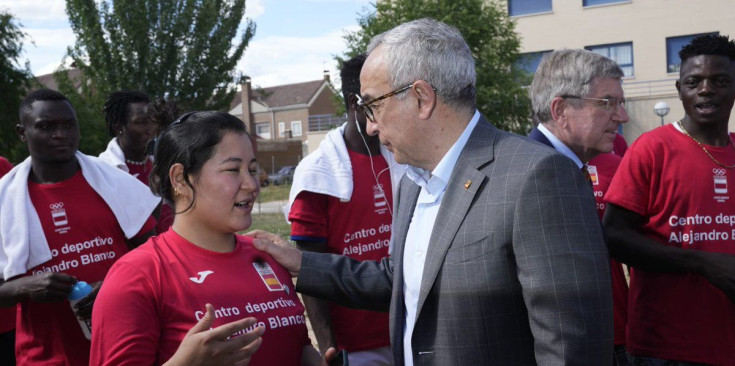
xmin=99 ymin=90 xmax=173 ymax=233
xmin=286 ymin=54 xmax=404 ymax=365
xmin=0 ymin=89 xmax=158 ymax=365
xmin=605 ymin=34 xmax=735 ymax=366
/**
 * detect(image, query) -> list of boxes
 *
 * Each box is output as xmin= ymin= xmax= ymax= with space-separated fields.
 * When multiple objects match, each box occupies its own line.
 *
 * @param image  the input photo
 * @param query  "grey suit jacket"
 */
xmin=297 ymin=117 xmax=613 ymax=366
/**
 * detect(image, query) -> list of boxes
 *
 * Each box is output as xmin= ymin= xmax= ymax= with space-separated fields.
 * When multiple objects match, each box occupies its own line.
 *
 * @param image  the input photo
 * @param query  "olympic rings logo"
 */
xmin=713 ymin=168 xmax=726 ymax=176
xmin=49 ymin=202 xmax=64 ymax=210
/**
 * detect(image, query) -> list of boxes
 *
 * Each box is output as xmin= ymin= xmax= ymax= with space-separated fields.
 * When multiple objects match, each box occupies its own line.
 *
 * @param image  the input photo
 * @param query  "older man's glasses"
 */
xmin=356 ymin=84 xmax=415 ymax=122
xmin=561 ymin=95 xmax=626 ymax=112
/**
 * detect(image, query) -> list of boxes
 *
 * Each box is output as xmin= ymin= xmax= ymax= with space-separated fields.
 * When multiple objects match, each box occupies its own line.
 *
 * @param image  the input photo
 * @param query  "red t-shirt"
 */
xmin=605 ymin=124 xmax=735 ymax=365
xmin=90 ymin=230 xmax=309 ymax=366
xmin=126 ymin=159 xmax=173 ymax=234
xmin=157 ymin=203 xmax=174 ymax=233
xmin=612 ymin=133 xmax=628 ymax=157
xmin=289 ymin=150 xmax=392 ymax=352
xmin=0 ymin=157 xmax=14 ymax=334
xmin=587 ymin=153 xmax=628 ymax=346
xmin=0 ymin=157 xmax=12 ymax=176
xmin=18 ymin=169 xmax=155 ymax=366
xmin=125 ymin=159 xmax=153 ymax=186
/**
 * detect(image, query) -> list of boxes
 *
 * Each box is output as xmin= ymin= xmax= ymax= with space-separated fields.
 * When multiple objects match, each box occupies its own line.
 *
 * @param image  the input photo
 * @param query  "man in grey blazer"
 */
xmin=254 ymin=18 xmax=613 ymax=366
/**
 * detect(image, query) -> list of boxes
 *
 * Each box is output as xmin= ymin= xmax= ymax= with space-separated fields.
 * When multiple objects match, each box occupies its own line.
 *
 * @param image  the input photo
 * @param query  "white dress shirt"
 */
xmin=537 ymin=123 xmax=584 ymax=168
xmin=402 ymin=110 xmax=480 ymax=366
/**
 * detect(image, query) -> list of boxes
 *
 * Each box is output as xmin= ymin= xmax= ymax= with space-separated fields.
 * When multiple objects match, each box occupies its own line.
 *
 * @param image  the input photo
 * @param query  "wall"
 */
xmin=256 ymin=139 xmax=304 ymax=174
xmin=305 ymin=130 xmax=329 ymax=156
xmin=273 ymin=108 xmax=309 ymax=140
xmin=508 ymin=0 xmax=735 ymax=140
xmin=310 ymin=86 xmax=340 ymax=116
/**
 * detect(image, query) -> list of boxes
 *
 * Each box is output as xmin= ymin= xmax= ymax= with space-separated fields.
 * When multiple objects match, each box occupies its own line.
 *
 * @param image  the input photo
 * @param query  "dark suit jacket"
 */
xmin=297 ymin=117 xmax=613 ymax=365
xmin=528 ymin=126 xmax=554 ymax=148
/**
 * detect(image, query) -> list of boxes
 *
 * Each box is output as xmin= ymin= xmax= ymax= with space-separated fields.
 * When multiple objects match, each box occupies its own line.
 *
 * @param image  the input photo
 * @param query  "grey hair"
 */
xmin=366 ymin=18 xmax=476 ymax=115
xmin=529 ymin=49 xmax=624 ymax=123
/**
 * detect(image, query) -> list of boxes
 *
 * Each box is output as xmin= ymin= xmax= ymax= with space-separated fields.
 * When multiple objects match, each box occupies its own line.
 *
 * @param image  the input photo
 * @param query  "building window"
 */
xmin=291 ymin=121 xmax=302 ymax=137
xmin=256 ymin=123 xmax=270 ymax=139
xmin=514 ymin=51 xmax=552 ymax=75
xmin=508 ymin=0 xmax=551 ymax=16
xmin=586 ymin=42 xmax=634 ymax=77
xmin=278 ymin=122 xmax=286 ymax=137
xmin=667 ymin=32 xmax=718 ymax=73
xmin=583 ymin=0 xmax=627 ymax=7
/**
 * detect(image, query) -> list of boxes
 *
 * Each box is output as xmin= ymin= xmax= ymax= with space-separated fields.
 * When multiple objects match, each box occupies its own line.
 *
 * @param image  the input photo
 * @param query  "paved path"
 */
xmin=252 ymin=200 xmax=287 ymax=215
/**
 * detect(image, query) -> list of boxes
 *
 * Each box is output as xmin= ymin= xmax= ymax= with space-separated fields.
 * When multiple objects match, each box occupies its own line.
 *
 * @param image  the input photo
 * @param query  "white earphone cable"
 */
xmin=355 ymin=110 xmax=393 ymax=217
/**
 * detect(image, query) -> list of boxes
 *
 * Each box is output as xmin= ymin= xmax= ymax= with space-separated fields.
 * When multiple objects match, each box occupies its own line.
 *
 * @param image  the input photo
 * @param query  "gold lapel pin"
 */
xmin=464 ymin=180 xmax=472 ymax=189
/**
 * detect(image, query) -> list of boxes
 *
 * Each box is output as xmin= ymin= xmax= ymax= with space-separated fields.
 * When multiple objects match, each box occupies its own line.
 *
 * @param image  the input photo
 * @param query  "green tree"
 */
xmin=342 ymin=0 xmax=531 ymax=133
xmin=0 ymin=11 xmax=32 ymax=163
xmin=57 ymin=0 xmax=255 ymax=154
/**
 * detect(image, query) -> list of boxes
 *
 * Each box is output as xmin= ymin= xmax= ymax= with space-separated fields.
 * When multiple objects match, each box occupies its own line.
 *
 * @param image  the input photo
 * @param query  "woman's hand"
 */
xmin=164 ymin=303 xmax=265 ymax=366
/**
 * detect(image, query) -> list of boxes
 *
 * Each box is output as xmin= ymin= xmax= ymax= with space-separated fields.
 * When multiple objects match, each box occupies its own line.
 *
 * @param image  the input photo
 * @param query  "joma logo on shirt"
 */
xmin=189 ymin=270 xmax=214 ymax=284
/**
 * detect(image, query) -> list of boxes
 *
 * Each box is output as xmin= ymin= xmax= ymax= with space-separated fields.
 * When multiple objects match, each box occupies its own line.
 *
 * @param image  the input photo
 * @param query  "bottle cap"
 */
xmin=68 ymin=281 xmax=93 ymax=301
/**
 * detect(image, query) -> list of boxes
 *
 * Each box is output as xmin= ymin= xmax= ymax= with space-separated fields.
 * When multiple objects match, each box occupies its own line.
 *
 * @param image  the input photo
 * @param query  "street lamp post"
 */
xmin=654 ymin=101 xmax=670 ymax=126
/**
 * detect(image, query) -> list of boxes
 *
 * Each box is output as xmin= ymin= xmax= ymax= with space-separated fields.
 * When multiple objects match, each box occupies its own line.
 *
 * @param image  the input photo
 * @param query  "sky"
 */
xmin=0 ymin=0 xmax=373 ymax=89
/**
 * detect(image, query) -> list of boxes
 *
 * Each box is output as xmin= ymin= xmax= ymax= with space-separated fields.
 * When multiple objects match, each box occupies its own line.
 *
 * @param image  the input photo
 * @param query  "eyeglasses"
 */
xmin=561 ymin=95 xmax=626 ymax=112
xmin=355 ymin=84 xmax=415 ymax=122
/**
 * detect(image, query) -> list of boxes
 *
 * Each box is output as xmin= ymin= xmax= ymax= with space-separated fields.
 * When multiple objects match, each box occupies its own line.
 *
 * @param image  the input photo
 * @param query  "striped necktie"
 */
xmin=581 ymin=165 xmax=592 ymax=184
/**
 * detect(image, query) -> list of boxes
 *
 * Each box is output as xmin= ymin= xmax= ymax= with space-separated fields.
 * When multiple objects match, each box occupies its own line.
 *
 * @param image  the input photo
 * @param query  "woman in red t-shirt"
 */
xmin=91 ymin=112 xmax=331 ymax=366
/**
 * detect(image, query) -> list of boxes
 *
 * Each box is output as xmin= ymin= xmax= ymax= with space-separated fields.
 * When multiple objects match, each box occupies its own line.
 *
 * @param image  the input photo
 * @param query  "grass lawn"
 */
xmin=245 ymin=184 xmax=292 ymax=241
xmin=257 ymin=183 xmax=290 ymax=203
xmin=247 ymin=213 xmax=291 ymax=241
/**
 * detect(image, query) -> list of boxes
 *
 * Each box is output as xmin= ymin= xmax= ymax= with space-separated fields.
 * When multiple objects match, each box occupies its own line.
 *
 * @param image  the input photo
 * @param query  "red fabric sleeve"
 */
xmin=0 ymin=157 xmax=12 ymax=177
xmin=134 ymin=215 xmax=157 ymax=238
xmin=90 ymin=260 xmax=161 ymax=365
xmin=288 ymin=191 xmax=329 ymax=241
xmin=0 ymin=157 xmax=15 ymax=333
xmin=604 ymin=138 xmax=655 ymax=217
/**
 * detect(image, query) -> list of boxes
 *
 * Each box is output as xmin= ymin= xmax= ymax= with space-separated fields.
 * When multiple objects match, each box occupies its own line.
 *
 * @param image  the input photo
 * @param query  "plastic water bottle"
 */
xmin=68 ymin=281 xmax=93 ymax=340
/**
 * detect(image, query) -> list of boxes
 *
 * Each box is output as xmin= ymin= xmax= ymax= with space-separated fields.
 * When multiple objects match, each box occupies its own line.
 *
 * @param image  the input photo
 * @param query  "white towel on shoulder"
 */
xmin=98 ymin=137 xmax=154 ymax=172
xmin=283 ymin=122 xmax=405 ymax=221
xmin=0 ymin=152 xmax=160 ymax=280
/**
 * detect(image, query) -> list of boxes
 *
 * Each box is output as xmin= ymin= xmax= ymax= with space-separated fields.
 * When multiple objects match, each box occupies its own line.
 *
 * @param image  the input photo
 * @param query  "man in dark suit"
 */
xmin=527 ymin=49 xmax=631 ymax=366
xmin=254 ymin=18 xmax=613 ymax=366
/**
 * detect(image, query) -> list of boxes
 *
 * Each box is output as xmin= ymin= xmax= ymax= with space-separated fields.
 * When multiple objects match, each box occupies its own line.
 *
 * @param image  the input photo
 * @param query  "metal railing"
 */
xmin=308 ymin=114 xmax=347 ymax=132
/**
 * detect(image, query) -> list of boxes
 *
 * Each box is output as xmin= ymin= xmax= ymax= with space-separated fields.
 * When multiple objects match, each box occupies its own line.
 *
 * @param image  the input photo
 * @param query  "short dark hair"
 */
xmin=340 ymin=54 xmax=367 ymax=111
xmin=146 ymin=98 xmax=182 ymax=132
xmin=104 ymin=90 xmax=151 ymax=137
xmin=680 ymin=34 xmax=735 ymax=64
xmin=150 ymin=111 xmax=248 ymax=212
xmin=19 ymin=89 xmax=70 ymax=122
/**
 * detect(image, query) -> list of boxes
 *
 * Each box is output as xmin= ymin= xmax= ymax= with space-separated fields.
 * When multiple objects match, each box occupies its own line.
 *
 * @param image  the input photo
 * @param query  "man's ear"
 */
xmin=550 ymin=97 xmax=568 ymax=126
xmin=115 ymin=121 xmax=124 ymax=135
xmin=16 ymin=123 xmax=27 ymax=142
xmin=413 ymin=80 xmax=436 ymax=120
xmin=346 ymin=94 xmax=358 ymax=113
xmin=675 ymin=80 xmax=682 ymax=100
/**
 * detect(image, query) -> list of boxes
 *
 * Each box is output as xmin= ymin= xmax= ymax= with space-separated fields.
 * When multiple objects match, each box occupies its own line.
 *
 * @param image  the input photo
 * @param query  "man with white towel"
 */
xmin=0 ymin=89 xmax=159 ymax=366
